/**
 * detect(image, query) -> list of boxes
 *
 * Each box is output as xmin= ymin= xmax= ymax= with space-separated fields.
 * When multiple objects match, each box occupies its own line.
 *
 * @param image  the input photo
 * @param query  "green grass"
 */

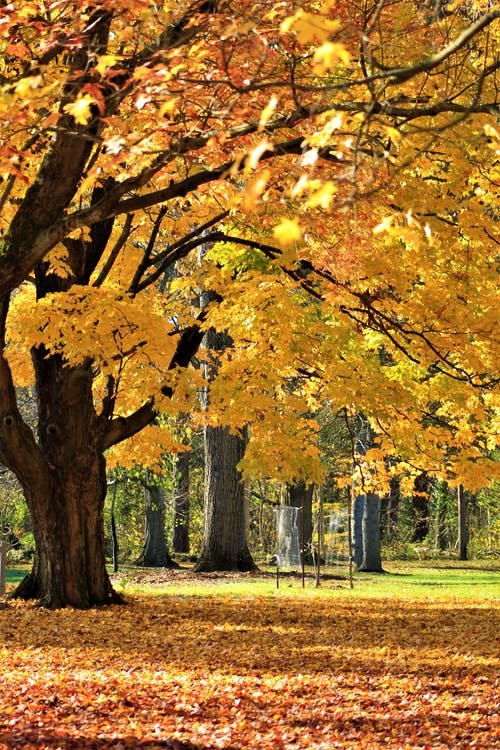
xmin=4 ymin=559 xmax=499 ymax=600
xmin=112 ymin=560 xmax=500 ymax=600
xmin=4 ymin=566 xmax=30 ymax=585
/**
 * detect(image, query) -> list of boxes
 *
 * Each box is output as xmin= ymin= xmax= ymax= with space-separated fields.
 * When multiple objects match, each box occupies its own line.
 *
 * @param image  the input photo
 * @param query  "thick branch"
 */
xmin=102 ymin=320 xmax=206 ymax=449
xmin=0 ymin=295 xmax=44 ymax=480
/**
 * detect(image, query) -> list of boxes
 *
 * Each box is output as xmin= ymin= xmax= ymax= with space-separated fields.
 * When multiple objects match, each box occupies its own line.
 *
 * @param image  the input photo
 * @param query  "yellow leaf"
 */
xmin=246 ymin=139 xmax=273 ymax=170
xmin=258 ymin=96 xmax=278 ymax=131
xmin=63 ymin=95 xmax=96 ymax=125
xmin=280 ymin=11 xmax=340 ymax=44
xmin=373 ymin=215 xmax=395 ymax=235
xmin=159 ymin=97 xmax=179 ymax=117
xmin=273 ymin=218 xmax=302 ymax=247
xmin=95 ymin=54 xmax=122 ymax=76
xmin=313 ymin=42 xmax=350 ymax=73
xmin=234 ymin=169 xmax=271 ymax=210
xmin=305 ymin=181 xmax=336 ymax=209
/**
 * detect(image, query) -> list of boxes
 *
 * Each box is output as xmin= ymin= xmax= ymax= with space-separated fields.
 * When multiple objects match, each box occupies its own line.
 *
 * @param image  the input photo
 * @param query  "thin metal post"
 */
xmin=301 ymin=501 xmax=305 ymax=588
xmin=347 ymin=487 xmax=354 ymax=589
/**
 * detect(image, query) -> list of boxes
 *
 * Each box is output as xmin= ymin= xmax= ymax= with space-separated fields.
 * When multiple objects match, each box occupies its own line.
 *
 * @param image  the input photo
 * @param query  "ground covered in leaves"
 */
xmin=0 ymin=581 xmax=498 ymax=749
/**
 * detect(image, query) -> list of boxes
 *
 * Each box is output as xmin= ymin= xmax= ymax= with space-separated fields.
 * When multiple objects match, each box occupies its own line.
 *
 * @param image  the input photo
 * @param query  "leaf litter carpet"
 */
xmin=0 ymin=583 xmax=498 ymax=749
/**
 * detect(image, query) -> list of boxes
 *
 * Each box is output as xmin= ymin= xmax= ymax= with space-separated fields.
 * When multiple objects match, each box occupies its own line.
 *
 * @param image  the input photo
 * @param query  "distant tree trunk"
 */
xmin=172 ymin=448 xmax=190 ymax=554
xmin=381 ymin=475 xmax=400 ymax=542
xmin=110 ymin=480 xmax=119 ymax=573
xmin=357 ymin=493 xmax=383 ymax=572
xmin=136 ymin=480 xmax=177 ymax=568
xmin=434 ymin=483 xmax=448 ymax=552
xmin=351 ymin=415 xmax=383 ymax=572
xmin=351 ymin=494 xmax=364 ymax=569
xmin=194 ymin=315 xmax=257 ymax=573
xmin=412 ymin=472 xmax=430 ymax=542
xmin=195 ymin=424 xmax=256 ymax=572
xmin=457 ymin=484 xmax=468 ymax=561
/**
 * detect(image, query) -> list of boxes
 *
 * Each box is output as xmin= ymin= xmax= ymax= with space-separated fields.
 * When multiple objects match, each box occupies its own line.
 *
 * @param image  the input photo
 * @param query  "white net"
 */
xmin=324 ymin=510 xmax=349 ymax=566
xmin=275 ymin=505 xmax=301 ymax=569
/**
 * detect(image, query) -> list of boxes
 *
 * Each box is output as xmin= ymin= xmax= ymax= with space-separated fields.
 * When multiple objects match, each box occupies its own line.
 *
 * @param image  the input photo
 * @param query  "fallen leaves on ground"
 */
xmin=0 ymin=588 xmax=498 ymax=749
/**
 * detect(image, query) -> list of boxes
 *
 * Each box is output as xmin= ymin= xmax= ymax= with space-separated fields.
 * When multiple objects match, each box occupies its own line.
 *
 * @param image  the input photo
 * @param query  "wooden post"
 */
xmin=0 ymin=540 xmax=7 ymax=597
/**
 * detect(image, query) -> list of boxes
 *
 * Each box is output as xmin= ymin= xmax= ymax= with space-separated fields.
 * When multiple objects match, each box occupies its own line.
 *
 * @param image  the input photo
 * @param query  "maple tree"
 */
xmin=0 ymin=1 xmax=498 ymax=606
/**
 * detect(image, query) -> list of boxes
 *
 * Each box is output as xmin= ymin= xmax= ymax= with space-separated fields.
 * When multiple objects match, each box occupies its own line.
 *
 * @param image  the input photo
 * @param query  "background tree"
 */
xmin=136 ymin=472 xmax=177 ymax=568
xmin=195 ymin=325 xmax=256 ymax=572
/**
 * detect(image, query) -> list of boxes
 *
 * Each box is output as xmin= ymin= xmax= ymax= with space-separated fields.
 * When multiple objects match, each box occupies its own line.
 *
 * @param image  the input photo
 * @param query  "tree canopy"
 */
xmin=1 ymin=0 xmax=499 ymax=492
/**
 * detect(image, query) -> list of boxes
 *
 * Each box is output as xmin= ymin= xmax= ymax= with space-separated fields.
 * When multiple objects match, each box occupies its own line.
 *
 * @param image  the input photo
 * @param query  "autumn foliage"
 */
xmin=0 ymin=0 xmax=498 ymax=488
xmin=0 ymin=581 xmax=498 ymax=749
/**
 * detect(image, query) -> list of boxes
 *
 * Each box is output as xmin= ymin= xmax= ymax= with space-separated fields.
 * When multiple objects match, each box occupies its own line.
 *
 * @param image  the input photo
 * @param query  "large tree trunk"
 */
xmin=194 ymin=309 xmax=256 ymax=573
xmin=137 ymin=481 xmax=177 ymax=567
xmin=13 ymin=470 xmax=117 ymax=609
xmin=351 ymin=415 xmax=383 ymax=572
xmin=195 ymin=424 xmax=257 ymax=572
xmin=6 ymin=354 xmax=121 ymax=609
xmin=352 ymin=492 xmax=383 ymax=572
xmin=351 ymin=493 xmax=365 ymax=569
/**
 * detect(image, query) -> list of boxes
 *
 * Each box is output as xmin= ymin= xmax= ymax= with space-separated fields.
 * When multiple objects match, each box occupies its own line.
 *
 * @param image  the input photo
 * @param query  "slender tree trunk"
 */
xmin=137 ymin=481 xmax=177 ymax=568
xmin=195 ymin=424 xmax=256 ymax=572
xmin=351 ymin=415 xmax=383 ymax=572
xmin=381 ymin=475 xmax=400 ymax=542
xmin=411 ymin=472 xmax=430 ymax=542
xmin=110 ymin=481 xmax=119 ymax=573
xmin=434 ymin=483 xmax=448 ymax=552
xmin=172 ymin=448 xmax=190 ymax=554
xmin=457 ymin=484 xmax=468 ymax=561
xmin=358 ymin=493 xmax=383 ymax=572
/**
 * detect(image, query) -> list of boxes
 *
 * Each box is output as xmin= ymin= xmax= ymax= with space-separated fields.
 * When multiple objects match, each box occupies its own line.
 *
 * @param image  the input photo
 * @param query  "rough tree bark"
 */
xmin=195 ymin=423 xmax=256 ymax=572
xmin=195 ymin=323 xmax=256 ymax=573
xmin=285 ymin=481 xmax=314 ymax=563
xmin=3 ymin=356 xmax=120 ymax=608
xmin=357 ymin=493 xmax=383 ymax=572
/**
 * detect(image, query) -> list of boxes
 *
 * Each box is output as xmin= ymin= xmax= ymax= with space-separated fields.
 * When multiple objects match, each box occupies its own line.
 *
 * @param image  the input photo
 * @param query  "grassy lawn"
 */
xmin=4 ymin=559 xmax=500 ymax=600
xmin=1 ymin=559 xmax=498 ymax=748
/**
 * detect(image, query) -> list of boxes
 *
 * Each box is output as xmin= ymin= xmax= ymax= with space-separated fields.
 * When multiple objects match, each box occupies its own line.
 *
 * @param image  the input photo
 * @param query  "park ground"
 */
xmin=0 ymin=561 xmax=499 ymax=749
